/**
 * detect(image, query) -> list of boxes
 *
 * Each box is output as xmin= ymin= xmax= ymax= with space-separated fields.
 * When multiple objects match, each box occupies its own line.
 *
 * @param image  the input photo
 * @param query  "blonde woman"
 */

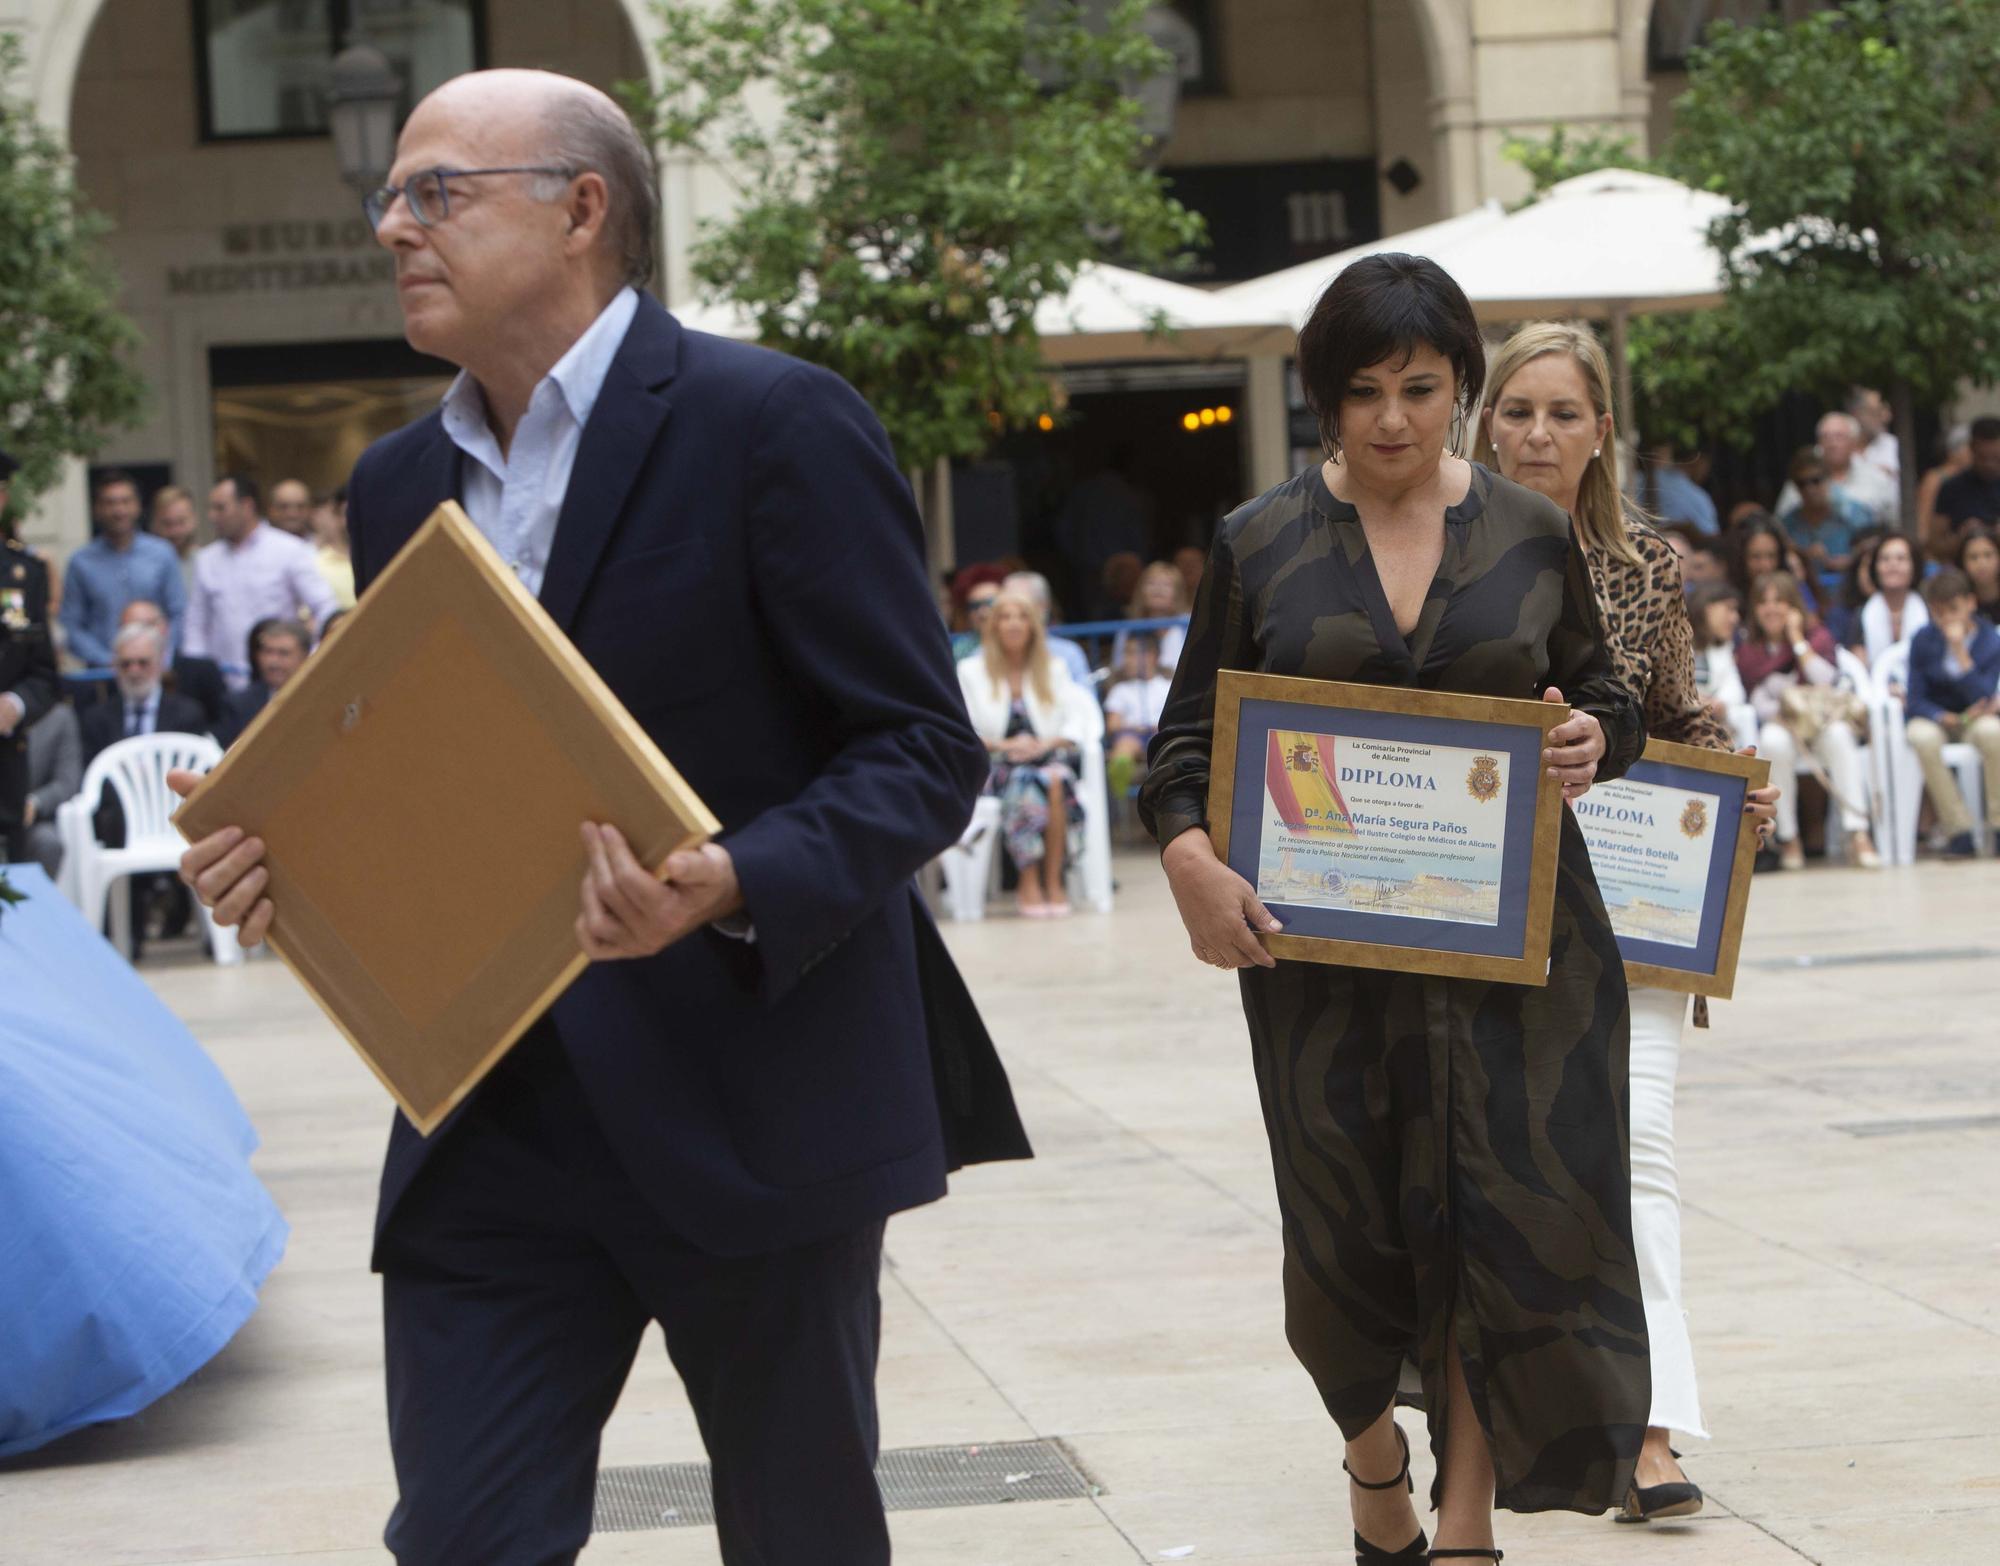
xmin=956 ymin=590 xmax=1092 ymax=916
xmin=1477 ymin=322 xmax=1779 ymax=1528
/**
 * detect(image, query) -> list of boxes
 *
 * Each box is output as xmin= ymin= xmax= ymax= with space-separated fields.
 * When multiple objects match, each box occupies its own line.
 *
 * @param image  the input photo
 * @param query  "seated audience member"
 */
xmin=118 ymin=599 xmax=227 ymax=732
xmin=1919 ymin=424 xmax=1973 ymax=563
xmin=1099 ymin=552 xmax=1144 ymax=625
xmin=1955 ymin=524 xmax=2000 ymax=623
xmin=1932 ymin=416 xmax=2000 ymax=540
xmin=1172 ymin=544 xmax=1206 ymax=600
xmin=1731 ymin=515 xmax=1821 ymax=618
xmin=956 ymin=590 xmax=1093 ymax=918
xmin=948 ymin=564 xmax=1008 ymax=661
xmin=1640 ymin=441 xmax=1720 ymax=534
xmin=1687 ymin=583 xmax=1756 ymax=750
xmin=1103 ymin=631 xmax=1171 ymax=802
xmin=1903 ymin=568 xmax=2000 ymax=858
xmin=311 ymin=486 xmax=356 ymax=613
xmin=20 ymin=701 xmax=81 ymax=879
xmin=1777 ymin=411 xmax=1899 ymax=525
xmin=1824 ymin=527 xmax=1889 ymax=652
xmin=1858 ymin=532 xmax=1929 ymax=672
xmin=1002 ymin=570 xmax=1093 ymax=687
xmin=1779 ymin=446 xmax=1869 ymax=578
xmin=219 ymin=618 xmax=310 ymax=746
xmin=1737 ymin=570 xmax=1880 ymax=870
xmin=1111 ymin=560 xmax=1190 ymax=674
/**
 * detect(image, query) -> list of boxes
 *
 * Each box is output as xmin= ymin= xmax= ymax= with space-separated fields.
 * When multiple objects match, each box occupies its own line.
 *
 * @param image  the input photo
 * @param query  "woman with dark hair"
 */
xmin=1824 ymin=526 xmax=1889 ymax=652
xmin=1142 ymin=254 xmax=1648 ymax=1566
xmin=1728 ymin=515 xmax=1814 ymax=610
xmin=1858 ymin=532 xmax=1929 ymax=670
xmin=1956 ymin=523 xmax=2000 ymax=621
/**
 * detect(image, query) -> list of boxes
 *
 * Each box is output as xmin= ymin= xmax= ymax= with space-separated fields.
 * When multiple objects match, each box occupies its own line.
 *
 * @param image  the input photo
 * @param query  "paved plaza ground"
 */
xmin=4 ymin=848 xmax=1998 ymax=1565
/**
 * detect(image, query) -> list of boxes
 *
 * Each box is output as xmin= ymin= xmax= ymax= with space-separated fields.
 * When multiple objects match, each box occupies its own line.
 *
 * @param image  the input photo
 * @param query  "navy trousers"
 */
xmin=378 ymin=1025 xmax=890 ymax=1565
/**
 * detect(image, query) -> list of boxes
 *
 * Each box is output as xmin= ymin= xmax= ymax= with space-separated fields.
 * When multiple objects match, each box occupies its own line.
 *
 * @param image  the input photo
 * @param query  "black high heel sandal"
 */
xmin=1428 ymin=1552 xmax=1502 ymax=1563
xmin=1343 ymin=1423 xmax=1428 ymax=1565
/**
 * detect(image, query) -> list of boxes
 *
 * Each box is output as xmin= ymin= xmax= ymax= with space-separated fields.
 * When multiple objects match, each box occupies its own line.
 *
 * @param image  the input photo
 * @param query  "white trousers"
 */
xmin=1758 ymin=719 xmax=1870 ymax=838
xmin=1629 ymin=986 xmax=1708 ymax=1439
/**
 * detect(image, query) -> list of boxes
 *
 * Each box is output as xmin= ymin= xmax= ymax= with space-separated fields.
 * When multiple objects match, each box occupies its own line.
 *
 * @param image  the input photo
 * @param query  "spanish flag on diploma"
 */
xmin=1265 ymin=730 xmax=1358 ymax=838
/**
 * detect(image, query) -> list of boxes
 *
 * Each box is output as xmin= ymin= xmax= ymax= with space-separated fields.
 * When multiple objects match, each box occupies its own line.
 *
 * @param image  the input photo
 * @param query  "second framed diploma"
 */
xmin=1208 ymin=672 xmax=1568 ymax=985
xmin=1572 ymin=738 xmax=1769 ymax=998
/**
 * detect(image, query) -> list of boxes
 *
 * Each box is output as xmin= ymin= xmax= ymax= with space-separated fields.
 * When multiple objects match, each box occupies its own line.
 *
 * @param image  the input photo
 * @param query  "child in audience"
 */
xmin=1904 ymin=568 xmax=2000 ymax=858
xmin=1687 ymin=583 xmax=1756 ymax=750
xmin=1104 ymin=632 xmax=1170 ymax=803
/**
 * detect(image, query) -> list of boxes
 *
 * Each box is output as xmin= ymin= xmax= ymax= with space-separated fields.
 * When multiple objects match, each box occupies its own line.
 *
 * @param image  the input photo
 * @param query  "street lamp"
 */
xmin=326 ymin=44 xmax=402 ymax=198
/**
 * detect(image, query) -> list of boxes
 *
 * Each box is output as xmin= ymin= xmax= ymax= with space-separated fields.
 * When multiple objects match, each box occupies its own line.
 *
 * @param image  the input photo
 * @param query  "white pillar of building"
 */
xmin=1242 ymin=353 xmax=1293 ymax=498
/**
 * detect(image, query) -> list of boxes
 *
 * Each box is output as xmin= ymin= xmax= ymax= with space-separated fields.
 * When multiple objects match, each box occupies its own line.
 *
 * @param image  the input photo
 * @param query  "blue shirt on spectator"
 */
xmin=1779 ymin=497 xmax=1869 ymax=567
xmin=1644 ymin=466 xmax=1719 ymax=535
xmin=60 ymin=531 xmax=185 ymax=668
xmin=1046 ymin=632 xmax=1093 ymax=688
xmin=1905 ymin=617 xmax=2000 ymax=722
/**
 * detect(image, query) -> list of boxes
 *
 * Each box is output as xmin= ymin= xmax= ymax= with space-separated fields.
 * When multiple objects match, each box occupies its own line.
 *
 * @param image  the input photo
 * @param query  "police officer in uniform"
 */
xmin=1 ymin=448 xmax=60 ymax=863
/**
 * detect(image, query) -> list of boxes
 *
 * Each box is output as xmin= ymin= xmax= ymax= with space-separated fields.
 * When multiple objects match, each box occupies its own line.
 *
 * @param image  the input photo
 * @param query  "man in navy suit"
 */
xmin=174 ymin=68 xmax=1023 ymax=1565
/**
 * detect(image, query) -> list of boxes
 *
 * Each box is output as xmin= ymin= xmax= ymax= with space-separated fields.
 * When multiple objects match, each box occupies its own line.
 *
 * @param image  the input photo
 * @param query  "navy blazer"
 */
xmin=1905 ymin=618 xmax=2000 ymax=722
xmin=349 ymin=296 xmax=1009 ymax=1258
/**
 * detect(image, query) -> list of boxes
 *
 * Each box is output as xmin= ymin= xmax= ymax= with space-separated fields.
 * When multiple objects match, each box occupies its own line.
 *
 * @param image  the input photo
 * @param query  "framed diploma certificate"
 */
xmin=1208 ymin=672 xmax=1568 ymax=985
xmin=1572 ymin=738 xmax=1769 ymax=998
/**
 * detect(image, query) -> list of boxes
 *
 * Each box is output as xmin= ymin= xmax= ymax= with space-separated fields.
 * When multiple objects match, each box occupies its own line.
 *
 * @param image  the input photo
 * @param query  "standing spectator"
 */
xmin=218 ymin=618 xmax=310 ymax=746
xmin=184 ymin=474 xmax=336 ymax=690
xmin=1001 ymin=569 xmax=1093 ymax=687
xmin=1917 ymin=425 xmax=1973 ymax=562
xmin=957 ymin=591 xmax=1091 ymax=918
xmin=1849 ymin=386 xmax=1899 ymax=485
xmin=60 ymin=470 xmax=186 ymax=668
xmin=312 ymin=486 xmax=356 ymax=612
xmin=1903 ymin=568 xmax=2000 ymax=858
xmin=1778 ymin=448 xmax=1869 ymax=578
xmin=1858 ymin=532 xmax=1929 ymax=671
xmin=1112 ymin=559 xmax=1189 ymax=673
xmin=1737 ymin=571 xmax=1879 ymax=869
xmin=1054 ymin=445 xmax=1154 ymax=616
xmin=267 ymin=478 xmax=315 ymax=537
xmin=1640 ymin=441 xmax=1719 ymax=534
xmin=1932 ymin=417 xmax=2000 ymax=542
xmin=149 ymin=485 xmax=202 ymax=599
xmin=118 ymin=599 xmax=227 ymax=734
xmin=1956 ymin=524 xmax=2000 ymax=622
xmin=1776 ymin=412 xmax=1898 ymax=525
xmin=1 ymin=446 xmax=59 ymax=864
xmin=20 ymin=701 xmax=81 ymax=879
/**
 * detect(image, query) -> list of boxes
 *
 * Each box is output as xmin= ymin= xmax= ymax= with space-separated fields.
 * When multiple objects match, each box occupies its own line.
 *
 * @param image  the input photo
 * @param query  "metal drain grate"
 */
xmin=593 ymin=1438 xmax=1095 ymax=1532
xmin=1745 ymin=946 xmax=1999 ymax=971
xmin=1833 ymin=1112 xmax=2000 ymax=1138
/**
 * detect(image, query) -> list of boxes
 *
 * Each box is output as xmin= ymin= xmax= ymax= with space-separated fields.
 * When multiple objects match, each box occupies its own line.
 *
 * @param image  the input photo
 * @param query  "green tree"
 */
xmin=1662 ymin=0 xmax=2000 ymax=506
xmin=628 ymin=0 xmax=1203 ymax=526
xmin=0 ymin=34 xmax=146 ymax=522
xmin=1500 ymin=123 xmax=1653 ymax=207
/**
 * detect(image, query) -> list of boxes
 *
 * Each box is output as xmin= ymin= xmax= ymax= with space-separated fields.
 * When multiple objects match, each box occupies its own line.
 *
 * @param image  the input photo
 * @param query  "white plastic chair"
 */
xmin=56 ymin=731 xmax=242 ymax=965
xmin=1874 ymin=643 xmax=1987 ymax=864
xmin=934 ymin=685 xmax=1113 ymax=919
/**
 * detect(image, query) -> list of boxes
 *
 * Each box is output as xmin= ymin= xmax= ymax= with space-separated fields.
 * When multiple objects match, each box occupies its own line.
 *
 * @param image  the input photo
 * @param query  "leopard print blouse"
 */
xmin=1586 ymin=516 xmax=1734 ymax=754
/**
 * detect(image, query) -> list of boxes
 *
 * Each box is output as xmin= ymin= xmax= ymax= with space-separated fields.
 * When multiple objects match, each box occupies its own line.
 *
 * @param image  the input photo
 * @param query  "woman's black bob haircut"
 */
xmin=1296 ymin=253 xmax=1485 ymax=455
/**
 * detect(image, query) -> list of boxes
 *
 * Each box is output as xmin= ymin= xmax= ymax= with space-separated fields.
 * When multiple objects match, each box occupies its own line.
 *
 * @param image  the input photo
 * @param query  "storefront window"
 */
xmin=196 ymin=0 xmax=483 ymax=141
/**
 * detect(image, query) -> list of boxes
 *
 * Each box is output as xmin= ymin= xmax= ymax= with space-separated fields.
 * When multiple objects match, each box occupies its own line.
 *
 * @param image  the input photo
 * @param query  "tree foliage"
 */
xmin=628 ymin=0 xmax=1203 ymax=474
xmin=1500 ymin=124 xmax=1653 ymax=207
xmin=1662 ymin=0 xmax=2000 ymax=467
xmin=0 ymin=34 xmax=145 ymax=515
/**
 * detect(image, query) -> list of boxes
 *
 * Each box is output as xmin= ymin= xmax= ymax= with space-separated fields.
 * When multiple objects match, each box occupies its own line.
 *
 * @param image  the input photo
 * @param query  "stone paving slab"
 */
xmin=2 ymin=853 xmax=1997 ymax=1564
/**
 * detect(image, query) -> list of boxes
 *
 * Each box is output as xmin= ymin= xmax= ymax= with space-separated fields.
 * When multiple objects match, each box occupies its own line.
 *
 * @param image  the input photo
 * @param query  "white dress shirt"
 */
xmin=440 ymin=286 xmax=641 ymax=597
xmin=121 ymin=687 xmax=163 ymax=737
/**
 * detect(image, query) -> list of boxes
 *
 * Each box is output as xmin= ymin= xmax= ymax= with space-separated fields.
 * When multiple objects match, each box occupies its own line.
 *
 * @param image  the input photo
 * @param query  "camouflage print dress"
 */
xmin=1139 ymin=462 xmax=1650 ymax=1515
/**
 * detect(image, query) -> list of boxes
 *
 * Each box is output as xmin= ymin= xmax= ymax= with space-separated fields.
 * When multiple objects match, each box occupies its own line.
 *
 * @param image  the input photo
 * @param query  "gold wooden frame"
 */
xmin=1209 ymin=671 xmax=1568 ymax=985
xmin=1603 ymin=738 xmax=1770 ymax=1000
xmin=174 ymin=502 xmax=721 ymax=1134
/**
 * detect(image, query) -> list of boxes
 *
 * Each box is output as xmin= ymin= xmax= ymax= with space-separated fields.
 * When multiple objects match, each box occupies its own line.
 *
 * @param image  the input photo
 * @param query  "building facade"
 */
xmin=8 ymin=0 xmax=1696 ymax=560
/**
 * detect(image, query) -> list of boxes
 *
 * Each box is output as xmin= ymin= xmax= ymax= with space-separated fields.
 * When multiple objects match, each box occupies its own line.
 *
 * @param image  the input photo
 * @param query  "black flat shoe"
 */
xmin=1345 ymin=1423 xmax=1428 ymax=1564
xmin=1616 ymin=1477 xmax=1704 ymax=1522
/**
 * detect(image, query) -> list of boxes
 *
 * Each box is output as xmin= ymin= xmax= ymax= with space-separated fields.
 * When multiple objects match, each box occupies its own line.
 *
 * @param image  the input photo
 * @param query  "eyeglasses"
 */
xmin=967 ymin=595 xmax=1000 ymax=613
xmin=363 ymin=165 xmax=575 ymax=232
xmin=114 ymin=658 xmax=155 ymax=670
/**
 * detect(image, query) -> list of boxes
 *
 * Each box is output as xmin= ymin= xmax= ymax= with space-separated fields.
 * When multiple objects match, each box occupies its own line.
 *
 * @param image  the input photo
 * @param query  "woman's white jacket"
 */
xmin=956 ymin=655 xmax=1103 ymax=748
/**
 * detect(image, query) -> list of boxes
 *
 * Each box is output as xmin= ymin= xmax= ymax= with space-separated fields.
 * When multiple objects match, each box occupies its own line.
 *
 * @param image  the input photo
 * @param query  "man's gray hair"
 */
xmin=543 ymin=92 xmax=659 ymax=289
xmin=1817 ymin=410 xmax=1862 ymax=440
xmin=112 ymin=622 xmax=163 ymax=660
xmin=1002 ymin=571 xmax=1053 ymax=620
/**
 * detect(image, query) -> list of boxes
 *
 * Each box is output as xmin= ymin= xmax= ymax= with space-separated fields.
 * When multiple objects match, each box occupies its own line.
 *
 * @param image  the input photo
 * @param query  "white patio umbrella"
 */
xmin=1216 ymin=169 xmax=1735 ymax=440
